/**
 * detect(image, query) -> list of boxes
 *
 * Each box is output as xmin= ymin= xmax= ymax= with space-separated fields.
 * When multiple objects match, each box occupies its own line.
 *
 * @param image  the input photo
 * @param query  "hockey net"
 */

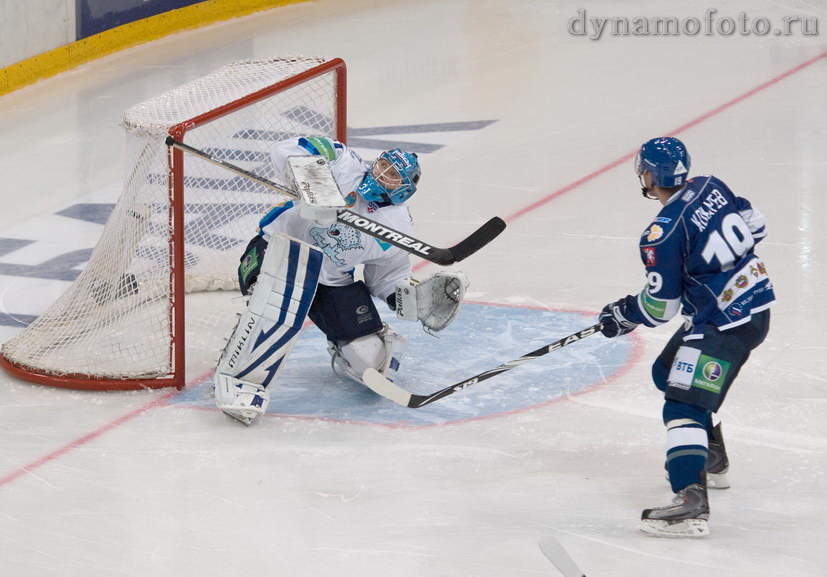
xmin=0 ymin=56 xmax=346 ymax=390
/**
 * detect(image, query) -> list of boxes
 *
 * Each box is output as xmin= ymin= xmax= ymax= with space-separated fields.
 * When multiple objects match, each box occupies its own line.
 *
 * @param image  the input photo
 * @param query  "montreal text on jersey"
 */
xmin=337 ymin=211 xmax=433 ymax=255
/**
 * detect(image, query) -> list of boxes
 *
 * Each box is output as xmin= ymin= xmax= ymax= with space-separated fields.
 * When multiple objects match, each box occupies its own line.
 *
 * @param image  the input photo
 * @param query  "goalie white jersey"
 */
xmin=216 ymin=138 xmax=469 ymax=423
xmin=259 ymin=137 xmax=414 ymax=301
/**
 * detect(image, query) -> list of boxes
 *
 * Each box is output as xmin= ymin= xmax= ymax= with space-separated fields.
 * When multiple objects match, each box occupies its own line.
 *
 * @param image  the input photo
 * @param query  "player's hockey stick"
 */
xmin=538 ymin=536 xmax=587 ymax=577
xmin=166 ymin=136 xmax=505 ymax=265
xmin=362 ymin=323 xmax=603 ymax=408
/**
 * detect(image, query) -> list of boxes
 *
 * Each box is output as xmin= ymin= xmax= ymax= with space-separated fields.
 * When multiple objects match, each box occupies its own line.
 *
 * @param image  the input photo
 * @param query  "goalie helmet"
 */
xmin=635 ymin=137 xmax=691 ymax=188
xmin=356 ymin=149 xmax=421 ymax=205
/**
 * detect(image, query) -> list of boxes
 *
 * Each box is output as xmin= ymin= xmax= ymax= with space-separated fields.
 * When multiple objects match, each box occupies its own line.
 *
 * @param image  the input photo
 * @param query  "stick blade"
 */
xmin=538 ymin=536 xmax=586 ymax=577
xmin=362 ymin=369 xmax=413 ymax=407
xmin=447 ymin=216 xmax=506 ymax=262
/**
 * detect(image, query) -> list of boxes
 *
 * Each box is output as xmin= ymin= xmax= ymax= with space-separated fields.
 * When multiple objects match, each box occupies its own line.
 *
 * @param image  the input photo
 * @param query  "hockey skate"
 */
xmin=705 ymin=423 xmax=730 ymax=489
xmin=640 ymin=482 xmax=710 ymax=538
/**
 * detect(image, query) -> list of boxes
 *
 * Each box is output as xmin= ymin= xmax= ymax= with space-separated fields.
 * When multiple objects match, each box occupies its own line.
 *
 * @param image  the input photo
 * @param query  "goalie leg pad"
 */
xmin=329 ymin=324 xmax=408 ymax=385
xmin=378 ymin=325 xmax=408 ymax=382
xmin=214 ymin=374 xmax=270 ymax=426
xmin=215 ymin=233 xmax=322 ymax=422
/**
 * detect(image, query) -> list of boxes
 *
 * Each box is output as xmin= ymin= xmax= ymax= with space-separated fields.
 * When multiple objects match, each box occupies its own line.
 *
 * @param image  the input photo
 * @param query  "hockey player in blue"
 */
xmin=598 ymin=137 xmax=775 ymax=538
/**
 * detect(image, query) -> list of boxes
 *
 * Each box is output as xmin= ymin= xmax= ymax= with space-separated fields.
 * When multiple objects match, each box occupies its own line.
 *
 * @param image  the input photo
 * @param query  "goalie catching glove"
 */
xmin=394 ymin=271 xmax=469 ymax=334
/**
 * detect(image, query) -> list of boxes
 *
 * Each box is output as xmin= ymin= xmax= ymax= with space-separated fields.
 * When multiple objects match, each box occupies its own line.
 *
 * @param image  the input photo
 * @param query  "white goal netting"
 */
xmin=0 ymin=57 xmax=346 ymax=390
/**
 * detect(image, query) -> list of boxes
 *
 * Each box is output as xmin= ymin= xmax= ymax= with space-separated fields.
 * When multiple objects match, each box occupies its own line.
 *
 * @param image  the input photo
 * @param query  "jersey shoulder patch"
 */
xmin=641 ymin=215 xmax=678 ymax=246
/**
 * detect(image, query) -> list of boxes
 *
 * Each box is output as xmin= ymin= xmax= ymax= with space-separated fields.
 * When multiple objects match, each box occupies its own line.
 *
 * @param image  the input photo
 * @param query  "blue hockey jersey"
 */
xmin=625 ymin=175 xmax=775 ymax=336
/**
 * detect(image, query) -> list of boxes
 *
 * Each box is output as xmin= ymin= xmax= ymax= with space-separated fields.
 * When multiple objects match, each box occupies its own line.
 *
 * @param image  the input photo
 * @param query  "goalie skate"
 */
xmin=214 ymin=373 xmax=269 ymax=426
xmin=640 ymin=483 xmax=710 ymax=538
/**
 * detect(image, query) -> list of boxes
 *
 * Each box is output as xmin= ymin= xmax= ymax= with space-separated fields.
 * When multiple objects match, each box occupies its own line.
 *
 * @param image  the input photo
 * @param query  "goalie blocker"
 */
xmin=287 ymin=154 xmax=345 ymax=226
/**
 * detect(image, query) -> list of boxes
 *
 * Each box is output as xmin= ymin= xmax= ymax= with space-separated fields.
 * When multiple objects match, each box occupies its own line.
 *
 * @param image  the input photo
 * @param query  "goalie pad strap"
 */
xmin=237 ymin=235 xmax=268 ymax=296
xmin=217 ymin=233 xmax=322 ymax=388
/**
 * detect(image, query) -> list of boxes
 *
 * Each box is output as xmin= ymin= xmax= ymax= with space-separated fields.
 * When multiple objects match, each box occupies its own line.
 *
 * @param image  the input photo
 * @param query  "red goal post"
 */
xmin=0 ymin=57 xmax=347 ymax=391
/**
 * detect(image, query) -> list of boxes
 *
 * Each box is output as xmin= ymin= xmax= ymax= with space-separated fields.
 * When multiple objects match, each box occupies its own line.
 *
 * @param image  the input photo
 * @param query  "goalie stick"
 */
xmin=166 ymin=137 xmax=505 ymax=266
xmin=361 ymin=323 xmax=602 ymax=408
xmin=538 ymin=536 xmax=587 ymax=577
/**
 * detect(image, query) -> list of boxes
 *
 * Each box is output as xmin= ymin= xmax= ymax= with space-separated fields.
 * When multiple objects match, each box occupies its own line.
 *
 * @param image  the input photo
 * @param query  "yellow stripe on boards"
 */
xmin=0 ymin=0 xmax=310 ymax=97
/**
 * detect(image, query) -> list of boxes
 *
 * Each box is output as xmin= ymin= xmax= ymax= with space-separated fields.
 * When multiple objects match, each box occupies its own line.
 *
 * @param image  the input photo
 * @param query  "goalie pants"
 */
xmin=308 ymin=281 xmax=384 ymax=344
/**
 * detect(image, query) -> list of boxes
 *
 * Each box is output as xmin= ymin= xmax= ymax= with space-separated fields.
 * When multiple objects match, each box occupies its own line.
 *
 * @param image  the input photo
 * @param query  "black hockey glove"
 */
xmin=238 ymin=235 xmax=268 ymax=296
xmin=599 ymin=295 xmax=639 ymax=338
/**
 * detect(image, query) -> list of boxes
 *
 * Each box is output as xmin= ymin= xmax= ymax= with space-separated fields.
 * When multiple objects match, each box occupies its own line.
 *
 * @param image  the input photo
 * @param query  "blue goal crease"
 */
xmin=174 ymin=304 xmax=633 ymax=428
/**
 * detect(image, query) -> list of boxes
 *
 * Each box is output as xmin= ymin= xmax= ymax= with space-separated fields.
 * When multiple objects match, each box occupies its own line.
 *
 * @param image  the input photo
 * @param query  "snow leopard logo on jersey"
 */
xmin=309 ymin=224 xmax=362 ymax=266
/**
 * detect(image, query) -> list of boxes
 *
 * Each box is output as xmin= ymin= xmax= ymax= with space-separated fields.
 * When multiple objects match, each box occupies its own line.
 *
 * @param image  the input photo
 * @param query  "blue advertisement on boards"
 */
xmin=76 ymin=0 xmax=208 ymax=39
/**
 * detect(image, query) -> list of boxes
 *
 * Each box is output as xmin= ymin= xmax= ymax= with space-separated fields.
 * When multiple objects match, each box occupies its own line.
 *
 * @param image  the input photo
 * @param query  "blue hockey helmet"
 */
xmin=635 ymin=137 xmax=691 ymax=188
xmin=356 ymin=148 xmax=421 ymax=205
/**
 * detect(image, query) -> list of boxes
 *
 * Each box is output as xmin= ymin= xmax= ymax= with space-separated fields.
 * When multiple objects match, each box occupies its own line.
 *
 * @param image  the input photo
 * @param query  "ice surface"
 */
xmin=0 ymin=1 xmax=825 ymax=575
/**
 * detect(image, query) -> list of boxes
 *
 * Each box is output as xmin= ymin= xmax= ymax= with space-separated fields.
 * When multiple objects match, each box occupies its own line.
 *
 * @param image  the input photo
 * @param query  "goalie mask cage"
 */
xmin=0 ymin=56 xmax=346 ymax=391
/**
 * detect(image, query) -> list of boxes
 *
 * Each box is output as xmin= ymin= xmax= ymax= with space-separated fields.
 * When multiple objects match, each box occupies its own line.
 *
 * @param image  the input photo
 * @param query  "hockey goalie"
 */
xmin=214 ymin=136 xmax=469 ymax=424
